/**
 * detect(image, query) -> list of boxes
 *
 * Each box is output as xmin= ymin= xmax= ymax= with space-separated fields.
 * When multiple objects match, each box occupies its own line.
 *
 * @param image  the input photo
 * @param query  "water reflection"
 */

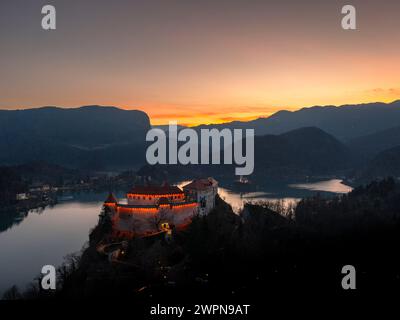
xmin=289 ymin=179 xmax=353 ymax=194
xmin=0 ymin=180 xmax=352 ymax=296
xmin=180 ymin=178 xmax=353 ymax=213
xmin=218 ymin=187 xmax=300 ymax=213
xmin=0 ymin=199 xmax=103 ymax=296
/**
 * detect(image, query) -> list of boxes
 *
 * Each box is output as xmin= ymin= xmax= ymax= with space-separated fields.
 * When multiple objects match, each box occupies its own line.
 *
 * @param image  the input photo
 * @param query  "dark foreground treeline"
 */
xmin=5 ymin=178 xmax=400 ymax=302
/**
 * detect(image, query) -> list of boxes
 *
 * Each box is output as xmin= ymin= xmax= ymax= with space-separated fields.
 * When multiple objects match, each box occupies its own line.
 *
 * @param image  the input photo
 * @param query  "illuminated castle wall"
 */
xmin=126 ymin=185 xmax=185 ymax=206
xmin=104 ymin=179 xmax=218 ymax=238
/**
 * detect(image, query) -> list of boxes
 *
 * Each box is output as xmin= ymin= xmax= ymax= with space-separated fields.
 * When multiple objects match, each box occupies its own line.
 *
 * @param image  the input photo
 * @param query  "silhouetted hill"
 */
xmin=194 ymin=100 xmax=400 ymax=141
xmin=356 ymin=146 xmax=400 ymax=182
xmin=14 ymin=161 xmax=83 ymax=185
xmin=347 ymin=125 xmax=400 ymax=158
xmin=139 ymin=127 xmax=354 ymax=182
xmin=0 ymin=167 xmax=27 ymax=206
xmin=0 ymin=106 xmax=151 ymax=170
xmin=0 ymin=162 xmax=83 ymax=207
xmin=253 ymin=127 xmax=354 ymax=179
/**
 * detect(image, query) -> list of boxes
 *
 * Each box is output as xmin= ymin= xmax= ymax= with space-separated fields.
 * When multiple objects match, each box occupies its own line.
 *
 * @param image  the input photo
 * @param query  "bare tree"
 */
xmin=250 ymin=199 xmax=297 ymax=218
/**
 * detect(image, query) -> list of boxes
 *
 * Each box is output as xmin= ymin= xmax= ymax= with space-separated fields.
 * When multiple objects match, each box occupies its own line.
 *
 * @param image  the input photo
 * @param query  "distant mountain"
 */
xmin=347 ymin=125 xmax=400 ymax=158
xmin=194 ymin=100 xmax=400 ymax=141
xmin=0 ymin=106 xmax=151 ymax=170
xmin=356 ymin=146 xmax=400 ymax=182
xmin=3 ymin=101 xmax=400 ymax=176
xmin=252 ymin=127 xmax=354 ymax=180
xmin=139 ymin=127 xmax=354 ymax=182
xmin=152 ymin=124 xmax=186 ymax=132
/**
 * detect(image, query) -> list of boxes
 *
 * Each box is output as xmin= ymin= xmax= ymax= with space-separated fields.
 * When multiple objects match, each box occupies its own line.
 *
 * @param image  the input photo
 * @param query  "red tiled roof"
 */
xmin=128 ymin=185 xmax=183 ymax=195
xmin=183 ymin=178 xmax=217 ymax=191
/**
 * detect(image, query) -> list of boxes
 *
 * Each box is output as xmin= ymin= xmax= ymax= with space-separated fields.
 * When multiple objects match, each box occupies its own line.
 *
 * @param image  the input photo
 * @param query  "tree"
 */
xmin=2 ymin=285 xmax=22 ymax=300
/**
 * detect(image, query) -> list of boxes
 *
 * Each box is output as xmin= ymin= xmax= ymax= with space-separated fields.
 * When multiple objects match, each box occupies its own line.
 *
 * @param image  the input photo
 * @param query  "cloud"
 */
xmin=367 ymin=87 xmax=400 ymax=97
xmin=388 ymin=88 xmax=400 ymax=96
xmin=151 ymin=111 xmax=220 ymax=120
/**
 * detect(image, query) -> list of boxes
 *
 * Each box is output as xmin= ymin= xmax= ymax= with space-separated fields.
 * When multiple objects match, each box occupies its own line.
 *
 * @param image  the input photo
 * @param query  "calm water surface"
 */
xmin=0 ymin=179 xmax=352 ymax=296
xmin=0 ymin=196 xmax=105 ymax=296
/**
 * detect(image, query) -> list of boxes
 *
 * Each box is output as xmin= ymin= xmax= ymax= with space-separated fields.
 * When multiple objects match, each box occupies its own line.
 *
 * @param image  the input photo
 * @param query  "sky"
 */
xmin=0 ymin=0 xmax=399 ymax=126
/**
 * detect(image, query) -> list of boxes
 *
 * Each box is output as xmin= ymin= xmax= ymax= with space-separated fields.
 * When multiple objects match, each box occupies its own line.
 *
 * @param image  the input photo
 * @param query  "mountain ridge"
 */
xmin=347 ymin=125 xmax=400 ymax=158
xmin=0 ymin=106 xmax=151 ymax=170
xmin=193 ymin=100 xmax=400 ymax=141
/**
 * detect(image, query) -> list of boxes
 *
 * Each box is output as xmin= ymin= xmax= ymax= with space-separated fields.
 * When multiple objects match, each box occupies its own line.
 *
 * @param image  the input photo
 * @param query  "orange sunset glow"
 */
xmin=0 ymin=0 xmax=399 ymax=126
xmin=2 ymin=0 xmax=400 ymax=305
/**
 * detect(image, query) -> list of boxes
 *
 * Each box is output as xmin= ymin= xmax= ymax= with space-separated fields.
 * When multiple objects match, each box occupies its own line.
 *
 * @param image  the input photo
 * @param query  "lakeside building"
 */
xmin=104 ymin=178 xmax=218 ymax=238
xmin=16 ymin=193 xmax=29 ymax=201
xmin=183 ymin=178 xmax=218 ymax=216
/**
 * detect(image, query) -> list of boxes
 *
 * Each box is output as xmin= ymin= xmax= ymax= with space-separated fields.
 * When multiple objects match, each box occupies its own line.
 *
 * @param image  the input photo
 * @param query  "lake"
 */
xmin=0 ymin=179 xmax=352 ymax=296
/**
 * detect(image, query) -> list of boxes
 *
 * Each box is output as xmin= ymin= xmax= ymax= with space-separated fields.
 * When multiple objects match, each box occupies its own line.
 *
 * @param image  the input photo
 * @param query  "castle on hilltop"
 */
xmin=104 ymin=178 xmax=218 ymax=238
